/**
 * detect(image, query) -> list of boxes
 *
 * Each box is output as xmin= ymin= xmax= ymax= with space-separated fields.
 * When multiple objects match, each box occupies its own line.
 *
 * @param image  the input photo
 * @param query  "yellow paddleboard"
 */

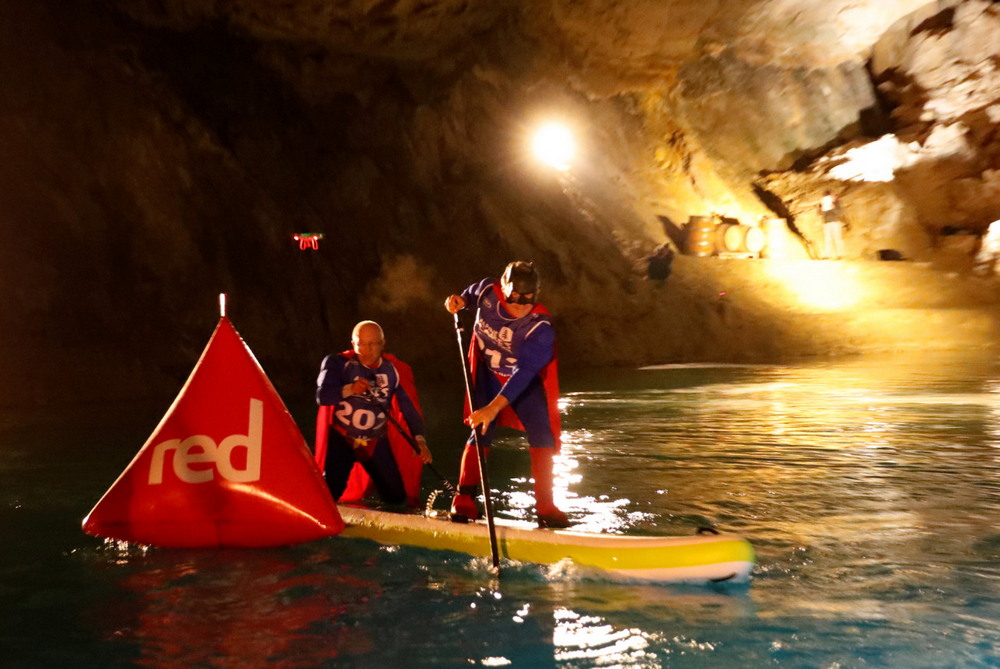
xmin=338 ymin=505 xmax=755 ymax=584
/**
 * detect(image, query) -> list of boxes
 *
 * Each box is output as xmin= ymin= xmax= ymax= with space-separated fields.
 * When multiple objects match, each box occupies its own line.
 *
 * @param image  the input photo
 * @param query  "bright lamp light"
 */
xmin=532 ymin=123 xmax=575 ymax=171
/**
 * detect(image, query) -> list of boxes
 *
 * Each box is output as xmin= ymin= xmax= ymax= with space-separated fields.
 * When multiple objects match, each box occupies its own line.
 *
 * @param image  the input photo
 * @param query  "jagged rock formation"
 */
xmin=1 ymin=0 xmax=999 ymax=408
xmin=762 ymin=0 xmax=1000 ymax=262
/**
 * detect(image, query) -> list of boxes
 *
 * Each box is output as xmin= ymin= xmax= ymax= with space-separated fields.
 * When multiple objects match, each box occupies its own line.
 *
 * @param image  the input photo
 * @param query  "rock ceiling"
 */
xmin=116 ymin=0 xmax=932 ymax=73
xmin=18 ymin=0 xmax=1000 ymax=260
xmin=109 ymin=1 xmax=998 ymax=240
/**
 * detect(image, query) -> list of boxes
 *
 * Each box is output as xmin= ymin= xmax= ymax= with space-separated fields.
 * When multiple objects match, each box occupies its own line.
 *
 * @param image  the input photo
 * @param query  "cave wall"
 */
xmin=3 ymin=0 xmax=1000 ymax=409
xmin=0 ymin=0 xmax=655 ymax=407
xmin=872 ymin=0 xmax=1000 ymax=232
xmin=1 ymin=1 xmax=359 ymax=402
xmin=753 ymin=0 xmax=1000 ymax=262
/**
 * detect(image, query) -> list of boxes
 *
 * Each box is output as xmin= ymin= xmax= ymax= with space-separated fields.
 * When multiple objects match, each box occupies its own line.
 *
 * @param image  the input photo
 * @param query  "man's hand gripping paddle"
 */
xmin=362 ymin=395 xmax=458 ymax=497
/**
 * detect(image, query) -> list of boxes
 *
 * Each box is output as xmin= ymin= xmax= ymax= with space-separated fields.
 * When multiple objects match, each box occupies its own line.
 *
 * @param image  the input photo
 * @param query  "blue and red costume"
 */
xmin=314 ymin=351 xmax=425 ymax=506
xmin=452 ymin=278 xmax=565 ymax=524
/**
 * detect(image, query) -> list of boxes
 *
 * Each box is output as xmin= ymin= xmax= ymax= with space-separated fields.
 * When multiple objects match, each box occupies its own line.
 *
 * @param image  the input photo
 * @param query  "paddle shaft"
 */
xmin=453 ymin=311 xmax=501 ymax=572
xmin=372 ymin=399 xmax=458 ymax=495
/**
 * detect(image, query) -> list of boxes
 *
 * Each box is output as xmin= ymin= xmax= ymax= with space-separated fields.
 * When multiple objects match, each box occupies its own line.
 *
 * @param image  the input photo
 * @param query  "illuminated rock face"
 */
xmin=753 ymin=1 xmax=1000 ymax=262
xmin=99 ymin=0 xmax=999 ymax=235
xmin=871 ymin=1 xmax=1000 ymax=233
xmin=2 ymin=0 xmax=1000 ymax=407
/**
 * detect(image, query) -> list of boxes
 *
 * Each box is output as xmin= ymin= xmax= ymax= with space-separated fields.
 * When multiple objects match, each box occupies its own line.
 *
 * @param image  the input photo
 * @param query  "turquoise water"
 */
xmin=5 ymin=351 xmax=1000 ymax=667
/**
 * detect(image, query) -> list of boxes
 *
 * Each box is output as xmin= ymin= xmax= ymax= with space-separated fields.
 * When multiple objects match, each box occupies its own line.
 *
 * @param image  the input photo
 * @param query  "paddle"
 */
xmin=362 ymin=395 xmax=458 ymax=496
xmin=453 ymin=311 xmax=501 ymax=573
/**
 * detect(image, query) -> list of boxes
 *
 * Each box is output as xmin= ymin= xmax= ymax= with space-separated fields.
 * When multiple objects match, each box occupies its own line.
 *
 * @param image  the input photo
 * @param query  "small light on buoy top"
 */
xmin=219 ymin=293 xmax=228 ymax=318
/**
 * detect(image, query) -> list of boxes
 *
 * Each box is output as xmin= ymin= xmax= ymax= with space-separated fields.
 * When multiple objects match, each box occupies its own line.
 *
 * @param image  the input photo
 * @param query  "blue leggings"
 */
xmin=323 ymin=430 xmax=406 ymax=504
xmin=468 ymin=363 xmax=555 ymax=449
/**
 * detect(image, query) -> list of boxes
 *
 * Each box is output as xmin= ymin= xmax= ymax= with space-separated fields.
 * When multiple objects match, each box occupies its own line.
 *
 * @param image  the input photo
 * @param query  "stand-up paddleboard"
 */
xmin=338 ymin=505 xmax=755 ymax=583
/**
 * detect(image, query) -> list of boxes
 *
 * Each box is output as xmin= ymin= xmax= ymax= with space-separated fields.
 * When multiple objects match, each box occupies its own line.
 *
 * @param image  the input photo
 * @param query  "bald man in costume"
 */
xmin=315 ymin=321 xmax=432 ymax=506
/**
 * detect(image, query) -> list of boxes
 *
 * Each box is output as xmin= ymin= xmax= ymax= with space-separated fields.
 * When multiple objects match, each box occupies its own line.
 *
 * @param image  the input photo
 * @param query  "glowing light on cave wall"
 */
xmin=828 ymin=135 xmax=905 ymax=182
xmin=532 ymin=123 xmax=575 ymax=171
xmin=765 ymin=261 xmax=863 ymax=310
xmin=828 ymin=127 xmax=969 ymax=183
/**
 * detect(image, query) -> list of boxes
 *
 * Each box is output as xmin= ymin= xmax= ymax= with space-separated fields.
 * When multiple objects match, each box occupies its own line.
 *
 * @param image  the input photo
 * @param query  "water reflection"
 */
xmin=85 ymin=545 xmax=376 ymax=667
xmin=493 ymin=437 xmax=655 ymax=534
xmin=546 ymin=581 xmax=757 ymax=667
xmin=411 ymin=562 xmax=754 ymax=668
xmin=552 ymin=607 xmax=658 ymax=665
xmin=14 ymin=350 xmax=1000 ymax=667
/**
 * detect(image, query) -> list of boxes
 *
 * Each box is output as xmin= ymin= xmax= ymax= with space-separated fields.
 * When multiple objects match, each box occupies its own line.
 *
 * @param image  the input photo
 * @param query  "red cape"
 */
xmin=466 ymin=284 xmax=562 ymax=451
xmin=314 ymin=351 xmax=425 ymax=506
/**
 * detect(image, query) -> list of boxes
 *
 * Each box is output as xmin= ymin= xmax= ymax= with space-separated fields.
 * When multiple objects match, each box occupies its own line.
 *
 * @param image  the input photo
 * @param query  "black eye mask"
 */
xmin=506 ymin=292 xmax=536 ymax=305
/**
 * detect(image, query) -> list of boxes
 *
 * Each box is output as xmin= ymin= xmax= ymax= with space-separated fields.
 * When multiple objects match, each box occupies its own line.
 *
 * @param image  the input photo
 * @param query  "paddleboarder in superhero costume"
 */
xmin=315 ymin=320 xmax=432 ymax=506
xmin=444 ymin=261 xmax=570 ymax=528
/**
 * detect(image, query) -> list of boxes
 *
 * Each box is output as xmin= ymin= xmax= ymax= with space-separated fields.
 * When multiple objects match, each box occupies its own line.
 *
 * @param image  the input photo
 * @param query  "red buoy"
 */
xmin=82 ymin=302 xmax=344 ymax=547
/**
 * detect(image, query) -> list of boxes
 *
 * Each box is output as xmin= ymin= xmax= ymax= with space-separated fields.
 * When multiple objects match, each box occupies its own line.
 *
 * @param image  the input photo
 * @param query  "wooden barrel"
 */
xmin=761 ymin=218 xmax=786 ymax=258
xmin=715 ymin=223 xmax=765 ymax=254
xmin=685 ymin=216 xmax=716 ymax=256
xmin=743 ymin=226 xmax=765 ymax=253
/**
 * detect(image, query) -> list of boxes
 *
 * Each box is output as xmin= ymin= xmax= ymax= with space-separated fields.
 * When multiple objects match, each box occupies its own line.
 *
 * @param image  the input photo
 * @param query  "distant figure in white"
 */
xmin=975 ymin=220 xmax=1000 ymax=276
xmin=819 ymin=190 xmax=846 ymax=260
